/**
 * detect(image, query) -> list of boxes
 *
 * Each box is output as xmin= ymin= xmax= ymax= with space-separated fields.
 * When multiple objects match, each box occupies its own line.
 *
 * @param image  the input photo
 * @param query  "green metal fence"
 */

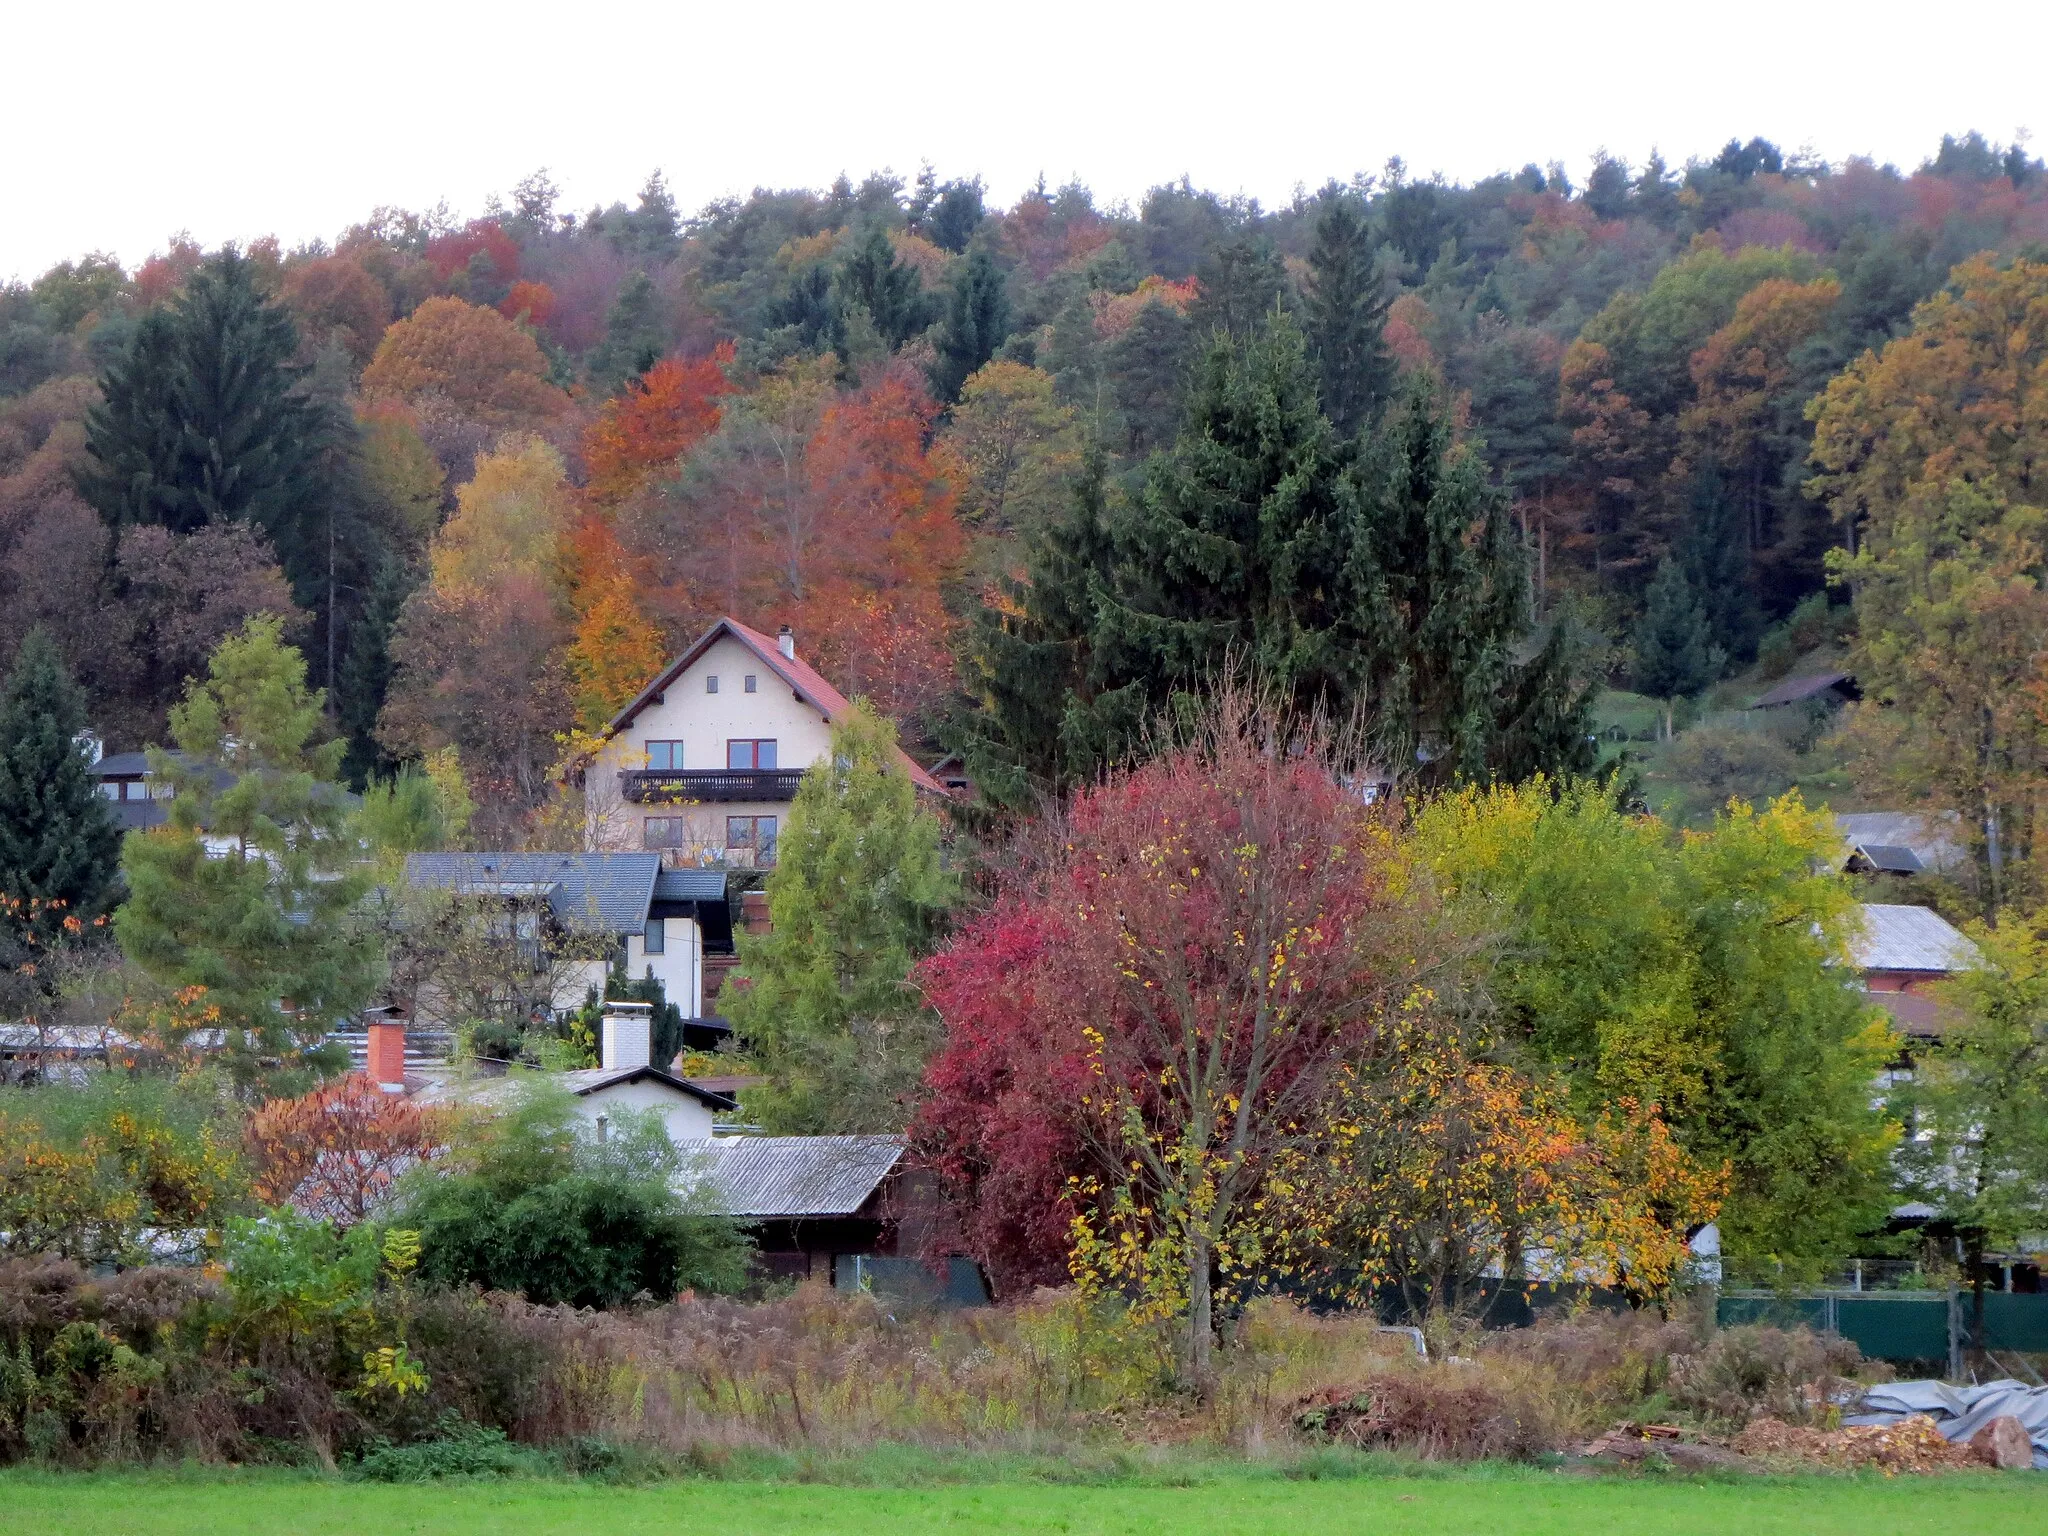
xmin=1719 ymin=1287 xmax=2048 ymax=1374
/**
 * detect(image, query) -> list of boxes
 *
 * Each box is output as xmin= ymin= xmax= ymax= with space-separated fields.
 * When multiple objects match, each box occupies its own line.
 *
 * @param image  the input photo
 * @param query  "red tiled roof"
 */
xmin=604 ymin=617 xmax=946 ymax=796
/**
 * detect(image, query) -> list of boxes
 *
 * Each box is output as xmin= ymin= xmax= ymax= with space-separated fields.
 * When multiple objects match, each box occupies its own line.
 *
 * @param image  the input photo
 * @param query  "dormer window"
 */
xmin=706 ymin=675 xmax=719 ymax=694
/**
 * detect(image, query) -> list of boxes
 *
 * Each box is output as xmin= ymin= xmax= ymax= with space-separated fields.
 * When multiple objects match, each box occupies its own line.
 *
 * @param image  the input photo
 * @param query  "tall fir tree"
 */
xmin=961 ymin=324 xmax=1593 ymax=800
xmin=0 ymin=630 xmax=122 ymax=950
xmin=1634 ymin=556 xmax=1721 ymax=738
xmin=723 ymin=704 xmax=955 ymax=1133
xmin=1304 ymin=189 xmax=1396 ymax=437
xmin=833 ymin=223 xmax=931 ymax=351
xmin=1189 ymin=233 xmax=1290 ymax=343
xmin=1678 ymin=468 xmax=1763 ymax=667
xmin=929 ymin=247 xmax=1011 ymax=403
xmin=587 ymin=271 xmax=670 ymax=394
xmin=79 ymin=248 xmax=321 ymax=549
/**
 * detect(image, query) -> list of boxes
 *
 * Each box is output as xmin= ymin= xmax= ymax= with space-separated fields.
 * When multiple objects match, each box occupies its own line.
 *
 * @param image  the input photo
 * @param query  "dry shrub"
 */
xmin=1666 ymin=1324 xmax=1870 ymax=1429
xmin=1291 ymin=1371 xmax=1555 ymax=1460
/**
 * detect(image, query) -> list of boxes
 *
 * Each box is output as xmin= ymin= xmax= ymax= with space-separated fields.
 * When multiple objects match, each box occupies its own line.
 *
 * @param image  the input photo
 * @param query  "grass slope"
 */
xmin=3 ymin=1467 xmax=2038 ymax=1536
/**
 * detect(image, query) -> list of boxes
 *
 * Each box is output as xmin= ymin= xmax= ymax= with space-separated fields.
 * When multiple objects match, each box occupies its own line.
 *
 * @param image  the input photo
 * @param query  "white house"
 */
xmin=386 ymin=1003 xmax=737 ymax=1144
xmin=400 ymin=852 xmax=731 ymax=1021
xmin=586 ymin=617 xmax=944 ymax=866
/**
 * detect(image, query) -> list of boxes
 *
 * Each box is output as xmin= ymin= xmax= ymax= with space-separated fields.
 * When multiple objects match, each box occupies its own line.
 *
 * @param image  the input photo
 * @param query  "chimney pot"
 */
xmin=366 ymin=1014 xmax=407 ymax=1093
xmin=602 ymin=1001 xmax=654 ymax=1073
xmin=776 ymin=625 xmax=795 ymax=661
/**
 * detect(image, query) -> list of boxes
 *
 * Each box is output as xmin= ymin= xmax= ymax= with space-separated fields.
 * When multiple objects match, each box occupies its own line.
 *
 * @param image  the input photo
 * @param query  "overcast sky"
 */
xmin=7 ymin=0 xmax=2044 ymax=284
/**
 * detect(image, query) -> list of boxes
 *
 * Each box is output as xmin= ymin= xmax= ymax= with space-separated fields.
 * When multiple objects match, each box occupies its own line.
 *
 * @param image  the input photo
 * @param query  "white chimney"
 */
xmin=776 ymin=624 xmax=795 ymax=661
xmin=601 ymin=1001 xmax=654 ymax=1072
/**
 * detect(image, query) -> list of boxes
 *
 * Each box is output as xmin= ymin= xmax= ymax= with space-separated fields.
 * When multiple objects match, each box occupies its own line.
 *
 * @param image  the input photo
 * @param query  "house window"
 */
xmin=645 ymin=740 xmax=684 ymax=771
xmin=706 ymin=675 xmax=719 ymax=694
xmin=643 ymin=917 xmax=665 ymax=955
xmin=643 ymin=816 xmax=688 ymax=849
xmin=727 ymin=739 xmax=778 ymax=771
xmin=727 ymin=815 xmax=778 ymax=866
xmin=99 ymin=782 xmax=121 ymax=800
xmin=744 ymin=674 xmax=757 ymax=693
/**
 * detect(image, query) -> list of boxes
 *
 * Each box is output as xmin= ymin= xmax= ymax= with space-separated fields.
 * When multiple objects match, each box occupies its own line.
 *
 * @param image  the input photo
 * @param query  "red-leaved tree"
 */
xmin=915 ymin=699 xmax=1438 ymax=1379
xmin=245 ymin=1075 xmax=451 ymax=1228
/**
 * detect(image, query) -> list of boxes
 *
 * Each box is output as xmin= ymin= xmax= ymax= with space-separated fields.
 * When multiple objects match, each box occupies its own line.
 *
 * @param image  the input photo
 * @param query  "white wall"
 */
xmin=589 ymin=632 xmax=834 ymax=853
xmin=576 ymin=1078 xmax=719 ymax=1144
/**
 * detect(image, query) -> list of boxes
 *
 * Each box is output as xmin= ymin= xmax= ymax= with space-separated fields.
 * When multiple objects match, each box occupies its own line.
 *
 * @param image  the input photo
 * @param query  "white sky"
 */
xmin=7 ymin=0 xmax=2045 ymax=284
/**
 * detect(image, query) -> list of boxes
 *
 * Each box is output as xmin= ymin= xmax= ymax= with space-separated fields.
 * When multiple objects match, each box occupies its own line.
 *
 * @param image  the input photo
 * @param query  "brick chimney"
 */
xmin=602 ymin=1001 xmax=654 ymax=1073
xmin=776 ymin=624 xmax=795 ymax=661
xmin=365 ymin=1011 xmax=407 ymax=1094
xmin=740 ymin=889 xmax=771 ymax=934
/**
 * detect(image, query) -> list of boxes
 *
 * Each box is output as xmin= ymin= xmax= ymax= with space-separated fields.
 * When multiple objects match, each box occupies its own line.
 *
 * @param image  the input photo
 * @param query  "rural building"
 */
xmin=1850 ymin=902 xmax=1980 ymax=1042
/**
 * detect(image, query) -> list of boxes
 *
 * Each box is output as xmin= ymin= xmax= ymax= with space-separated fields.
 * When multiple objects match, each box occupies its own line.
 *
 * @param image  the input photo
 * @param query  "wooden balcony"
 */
xmin=620 ymin=769 xmax=805 ymax=804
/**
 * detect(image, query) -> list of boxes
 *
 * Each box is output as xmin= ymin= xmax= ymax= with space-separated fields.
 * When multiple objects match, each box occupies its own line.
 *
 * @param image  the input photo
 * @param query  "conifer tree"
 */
xmin=115 ymin=616 xmax=381 ymax=1091
xmin=587 ymin=272 xmax=670 ymax=394
xmin=724 ymin=704 xmax=955 ymax=1133
xmin=1634 ymin=557 xmax=1721 ymax=738
xmin=929 ymin=247 xmax=1011 ymax=403
xmin=80 ymin=249 xmax=320 ymax=547
xmin=0 ymin=630 xmax=121 ymax=950
xmin=1304 ymin=189 xmax=1396 ymax=436
xmin=833 ymin=224 xmax=930 ymax=351
xmin=1189 ymin=234 xmax=1290 ymax=343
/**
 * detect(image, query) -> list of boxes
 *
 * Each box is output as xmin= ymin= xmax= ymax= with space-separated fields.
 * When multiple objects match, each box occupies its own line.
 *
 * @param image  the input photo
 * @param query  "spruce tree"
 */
xmin=0 ymin=630 xmax=121 ymax=950
xmin=833 ymin=224 xmax=930 ymax=351
xmin=588 ymin=272 xmax=670 ymax=393
xmin=1634 ymin=556 xmax=1721 ymax=738
xmin=1678 ymin=468 xmax=1763 ymax=667
xmin=723 ymin=704 xmax=955 ymax=1133
xmin=1189 ymin=233 xmax=1290 ymax=343
xmin=79 ymin=249 xmax=319 ymax=547
xmin=929 ymin=247 xmax=1011 ymax=403
xmin=1304 ymin=189 xmax=1396 ymax=437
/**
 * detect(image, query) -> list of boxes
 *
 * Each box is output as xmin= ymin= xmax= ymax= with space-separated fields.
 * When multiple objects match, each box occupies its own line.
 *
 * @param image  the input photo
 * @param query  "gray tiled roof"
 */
xmin=403 ymin=851 xmax=663 ymax=934
xmin=1836 ymin=811 xmax=1966 ymax=874
xmin=654 ymin=868 xmax=727 ymax=903
xmin=678 ymin=1134 xmax=902 ymax=1218
xmin=1850 ymin=903 xmax=1980 ymax=974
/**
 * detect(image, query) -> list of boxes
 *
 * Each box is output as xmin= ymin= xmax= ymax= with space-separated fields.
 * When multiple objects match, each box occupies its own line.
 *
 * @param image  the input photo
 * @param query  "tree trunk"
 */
xmin=1186 ymin=1229 xmax=1214 ymax=1388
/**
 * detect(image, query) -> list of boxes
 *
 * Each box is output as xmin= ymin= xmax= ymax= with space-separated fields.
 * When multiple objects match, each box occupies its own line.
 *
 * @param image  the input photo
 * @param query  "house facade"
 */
xmin=400 ymin=852 xmax=731 ymax=1022
xmin=586 ymin=617 xmax=943 ymax=868
xmin=1850 ymin=901 xmax=1980 ymax=1042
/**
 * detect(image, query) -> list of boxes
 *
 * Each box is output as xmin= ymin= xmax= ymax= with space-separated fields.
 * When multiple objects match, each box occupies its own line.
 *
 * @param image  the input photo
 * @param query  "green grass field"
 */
xmin=2 ymin=1466 xmax=2039 ymax=1535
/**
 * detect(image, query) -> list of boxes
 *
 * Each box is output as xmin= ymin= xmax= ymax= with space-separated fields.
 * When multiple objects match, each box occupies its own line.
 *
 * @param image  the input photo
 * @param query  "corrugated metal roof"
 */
xmin=403 ymin=852 xmax=662 ymax=934
xmin=678 ymin=1134 xmax=902 ymax=1218
xmin=1853 ymin=843 xmax=1924 ymax=874
xmin=1850 ymin=903 xmax=1980 ymax=974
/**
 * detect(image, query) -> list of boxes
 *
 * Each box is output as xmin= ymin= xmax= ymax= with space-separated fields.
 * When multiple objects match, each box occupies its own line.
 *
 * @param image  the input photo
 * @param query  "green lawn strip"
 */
xmin=2 ymin=1468 xmax=2037 ymax=1536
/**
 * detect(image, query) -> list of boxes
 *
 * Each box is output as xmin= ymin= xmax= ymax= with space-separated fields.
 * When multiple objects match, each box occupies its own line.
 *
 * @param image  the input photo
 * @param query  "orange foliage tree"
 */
xmin=361 ymin=297 xmax=566 ymax=427
xmin=245 ymin=1075 xmax=451 ymax=1228
xmin=581 ymin=347 xmax=735 ymax=506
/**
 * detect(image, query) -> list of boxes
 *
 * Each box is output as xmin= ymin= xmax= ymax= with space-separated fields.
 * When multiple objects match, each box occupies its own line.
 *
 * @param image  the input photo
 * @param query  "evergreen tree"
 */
xmin=1678 ymin=468 xmax=1763 ymax=667
xmin=1634 ymin=557 xmax=1721 ymax=738
xmin=0 ymin=630 xmax=121 ymax=950
xmin=929 ymin=178 xmax=986 ymax=254
xmin=79 ymin=248 xmax=321 ymax=549
xmin=114 ymin=616 xmax=381 ymax=1092
xmin=588 ymin=271 xmax=671 ymax=393
xmin=1189 ymin=233 xmax=1289 ymax=343
xmin=929 ymin=247 xmax=1011 ymax=403
xmin=961 ymin=324 xmax=1593 ymax=799
xmin=833 ymin=224 xmax=931 ymax=351
xmin=723 ymin=704 xmax=956 ymax=1133
xmin=1304 ymin=189 xmax=1395 ymax=436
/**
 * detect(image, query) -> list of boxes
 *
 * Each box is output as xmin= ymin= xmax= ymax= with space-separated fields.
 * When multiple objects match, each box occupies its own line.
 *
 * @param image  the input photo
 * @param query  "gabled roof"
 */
xmin=1751 ymin=670 xmax=1857 ymax=708
xmin=1837 ymin=811 xmax=1966 ymax=874
xmin=1850 ymin=903 xmax=1980 ymax=975
xmin=603 ymin=617 xmax=945 ymax=795
xmin=1851 ymin=843 xmax=1924 ymax=875
xmin=403 ymin=851 xmax=663 ymax=935
xmin=559 ymin=1064 xmax=738 ymax=1111
xmin=678 ymin=1133 xmax=903 ymax=1218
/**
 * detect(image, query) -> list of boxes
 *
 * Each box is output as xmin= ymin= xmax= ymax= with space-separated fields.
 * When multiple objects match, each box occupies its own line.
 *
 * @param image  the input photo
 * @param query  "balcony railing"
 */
xmin=620 ymin=769 xmax=805 ymax=804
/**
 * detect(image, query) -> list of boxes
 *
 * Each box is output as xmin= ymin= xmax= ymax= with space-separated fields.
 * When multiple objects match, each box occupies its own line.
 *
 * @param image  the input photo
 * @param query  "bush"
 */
xmin=1665 ymin=1323 xmax=1870 ymax=1429
xmin=1290 ymin=1372 xmax=1554 ymax=1460
xmin=352 ymin=1414 xmax=539 ymax=1480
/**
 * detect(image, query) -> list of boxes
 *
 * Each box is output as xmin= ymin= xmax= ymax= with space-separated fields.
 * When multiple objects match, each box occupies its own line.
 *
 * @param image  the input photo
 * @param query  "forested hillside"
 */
xmin=4 ymin=131 xmax=2045 ymax=851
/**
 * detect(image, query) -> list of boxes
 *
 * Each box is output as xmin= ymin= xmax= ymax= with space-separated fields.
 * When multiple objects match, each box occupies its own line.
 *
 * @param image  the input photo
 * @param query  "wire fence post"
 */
xmin=1947 ymin=1285 xmax=1964 ymax=1382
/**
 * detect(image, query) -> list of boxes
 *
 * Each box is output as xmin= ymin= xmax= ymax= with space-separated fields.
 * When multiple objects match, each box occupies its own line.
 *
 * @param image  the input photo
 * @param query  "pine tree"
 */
xmin=1304 ymin=189 xmax=1396 ymax=436
xmin=960 ymin=326 xmax=1594 ymax=798
xmin=0 ymin=630 xmax=121 ymax=950
xmin=114 ymin=616 xmax=381 ymax=1092
xmin=929 ymin=247 xmax=1012 ymax=403
xmin=1634 ymin=557 xmax=1721 ymax=738
xmin=80 ymin=249 xmax=321 ymax=548
xmin=723 ymin=704 xmax=955 ymax=1133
